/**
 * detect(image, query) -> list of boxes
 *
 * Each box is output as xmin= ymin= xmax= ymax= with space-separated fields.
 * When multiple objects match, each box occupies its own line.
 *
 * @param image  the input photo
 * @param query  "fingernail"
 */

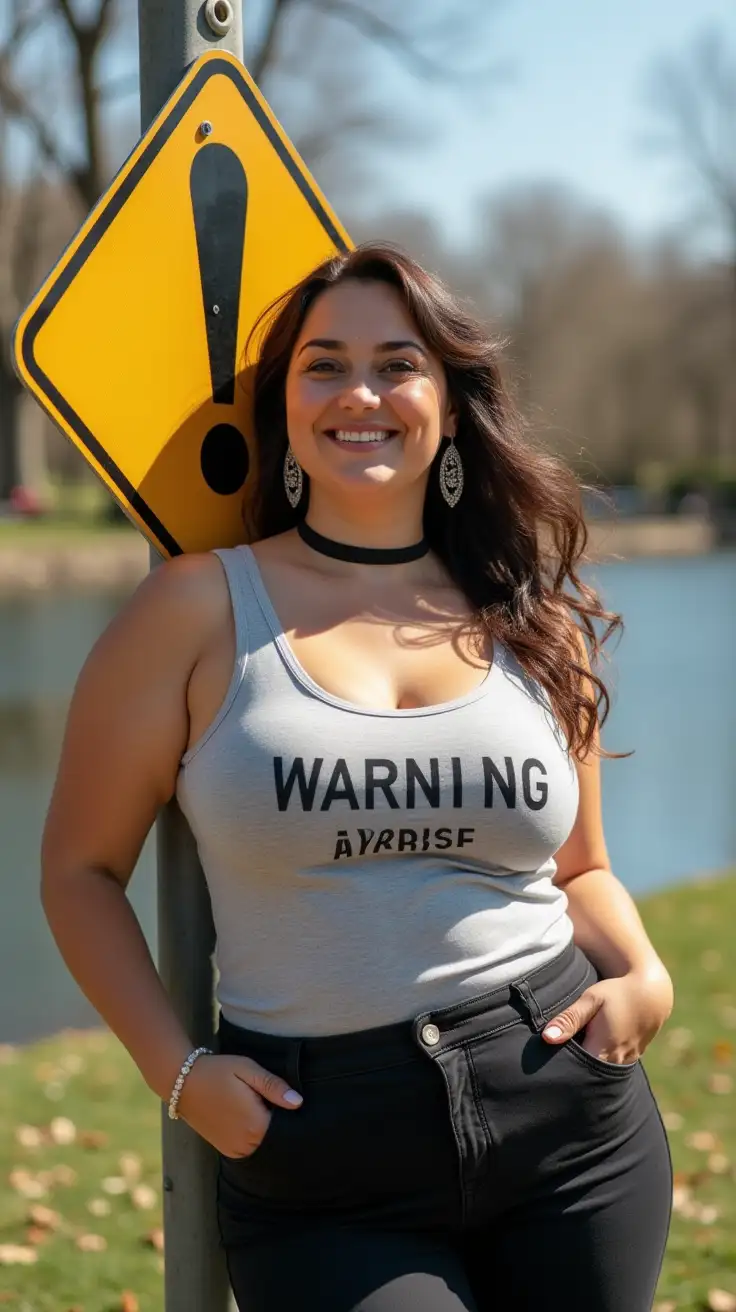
xmin=283 ymin=1090 xmax=303 ymax=1106
xmin=544 ymin=1025 xmax=563 ymax=1039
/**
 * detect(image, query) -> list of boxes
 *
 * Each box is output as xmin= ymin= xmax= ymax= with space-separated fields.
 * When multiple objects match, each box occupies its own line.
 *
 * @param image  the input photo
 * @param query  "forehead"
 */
xmin=295 ymin=279 xmax=425 ymax=347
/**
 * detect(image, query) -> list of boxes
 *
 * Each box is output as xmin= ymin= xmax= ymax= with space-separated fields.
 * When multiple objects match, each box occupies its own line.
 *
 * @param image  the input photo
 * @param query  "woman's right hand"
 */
xmin=175 ymin=1054 xmax=303 ymax=1159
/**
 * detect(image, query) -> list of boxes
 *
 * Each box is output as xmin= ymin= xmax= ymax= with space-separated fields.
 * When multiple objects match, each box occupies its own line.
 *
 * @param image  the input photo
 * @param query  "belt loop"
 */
xmin=510 ymin=979 xmax=546 ymax=1032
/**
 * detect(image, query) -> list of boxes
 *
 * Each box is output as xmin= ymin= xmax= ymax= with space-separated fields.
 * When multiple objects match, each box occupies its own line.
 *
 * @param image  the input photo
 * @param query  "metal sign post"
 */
xmin=139 ymin=6 xmax=239 ymax=1310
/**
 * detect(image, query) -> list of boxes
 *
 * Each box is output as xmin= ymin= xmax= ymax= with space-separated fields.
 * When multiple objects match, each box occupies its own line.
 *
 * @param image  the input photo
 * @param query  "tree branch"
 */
xmin=251 ymin=0 xmax=505 ymax=90
xmin=0 ymin=66 xmax=76 ymax=181
xmin=646 ymin=29 xmax=736 ymax=230
xmin=247 ymin=0 xmax=298 ymax=86
xmin=299 ymin=0 xmax=499 ymax=82
xmin=54 ymin=0 xmax=117 ymax=51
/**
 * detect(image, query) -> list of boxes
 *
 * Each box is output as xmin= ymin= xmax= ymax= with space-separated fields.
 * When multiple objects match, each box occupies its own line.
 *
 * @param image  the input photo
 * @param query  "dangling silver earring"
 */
xmin=439 ymin=436 xmax=463 ymax=508
xmin=283 ymin=445 xmax=303 ymax=509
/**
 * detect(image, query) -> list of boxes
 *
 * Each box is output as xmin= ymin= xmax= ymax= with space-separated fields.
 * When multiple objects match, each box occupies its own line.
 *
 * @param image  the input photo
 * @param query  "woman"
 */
xmin=42 ymin=242 xmax=674 ymax=1311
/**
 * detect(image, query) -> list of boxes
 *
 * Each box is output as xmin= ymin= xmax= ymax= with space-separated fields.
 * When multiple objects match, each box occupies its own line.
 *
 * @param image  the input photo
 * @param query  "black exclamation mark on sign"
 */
xmin=190 ymin=142 xmax=250 ymax=496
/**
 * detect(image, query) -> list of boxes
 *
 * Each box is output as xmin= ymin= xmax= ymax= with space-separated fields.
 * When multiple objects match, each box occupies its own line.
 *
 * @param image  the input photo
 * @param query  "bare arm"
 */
xmin=552 ymin=630 xmax=672 ymax=992
xmin=41 ymin=553 xmax=221 ymax=1100
xmin=42 ymin=552 xmax=302 ymax=1155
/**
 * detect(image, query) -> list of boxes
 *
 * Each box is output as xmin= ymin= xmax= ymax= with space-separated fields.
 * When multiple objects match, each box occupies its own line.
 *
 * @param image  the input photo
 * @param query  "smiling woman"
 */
xmin=247 ymin=242 xmax=617 ymax=759
xmin=40 ymin=240 xmax=674 ymax=1312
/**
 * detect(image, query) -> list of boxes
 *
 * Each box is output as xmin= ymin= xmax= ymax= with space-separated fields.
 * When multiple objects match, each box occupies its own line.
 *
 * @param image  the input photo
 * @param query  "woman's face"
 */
xmin=284 ymin=278 xmax=456 ymax=500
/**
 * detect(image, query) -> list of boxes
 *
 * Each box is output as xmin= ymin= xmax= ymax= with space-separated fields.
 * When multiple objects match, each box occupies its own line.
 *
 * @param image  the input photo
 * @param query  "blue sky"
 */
xmin=341 ymin=0 xmax=735 ymax=250
xmin=17 ymin=0 xmax=735 ymax=256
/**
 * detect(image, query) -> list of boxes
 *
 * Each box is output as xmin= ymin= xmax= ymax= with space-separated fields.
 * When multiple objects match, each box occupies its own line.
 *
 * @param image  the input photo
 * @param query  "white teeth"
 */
xmin=333 ymin=429 xmax=393 ymax=444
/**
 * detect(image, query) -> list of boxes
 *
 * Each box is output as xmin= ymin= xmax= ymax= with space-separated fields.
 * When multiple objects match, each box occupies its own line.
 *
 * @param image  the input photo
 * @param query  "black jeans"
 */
xmin=216 ymin=940 xmax=673 ymax=1311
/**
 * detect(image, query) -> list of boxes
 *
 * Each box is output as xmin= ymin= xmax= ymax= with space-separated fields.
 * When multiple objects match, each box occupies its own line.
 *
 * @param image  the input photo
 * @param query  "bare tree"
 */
xmin=644 ymin=28 xmax=736 ymax=278
xmin=441 ymin=181 xmax=735 ymax=482
xmin=642 ymin=28 xmax=736 ymax=472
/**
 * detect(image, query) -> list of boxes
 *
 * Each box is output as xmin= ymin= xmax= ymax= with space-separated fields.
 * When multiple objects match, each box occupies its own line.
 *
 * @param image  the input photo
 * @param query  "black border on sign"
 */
xmin=18 ymin=58 xmax=350 ymax=557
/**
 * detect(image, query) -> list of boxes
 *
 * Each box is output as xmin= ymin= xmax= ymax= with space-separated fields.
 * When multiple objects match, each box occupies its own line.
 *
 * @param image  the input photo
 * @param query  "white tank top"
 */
xmin=176 ymin=545 xmax=579 ymax=1036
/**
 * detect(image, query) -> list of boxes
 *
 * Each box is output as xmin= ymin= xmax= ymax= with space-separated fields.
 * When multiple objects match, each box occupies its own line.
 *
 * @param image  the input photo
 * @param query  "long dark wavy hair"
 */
xmin=245 ymin=241 xmax=624 ymax=762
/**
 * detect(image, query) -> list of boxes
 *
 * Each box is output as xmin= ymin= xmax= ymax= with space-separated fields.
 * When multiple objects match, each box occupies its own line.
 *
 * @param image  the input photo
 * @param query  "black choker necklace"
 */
xmin=297 ymin=519 xmax=429 ymax=564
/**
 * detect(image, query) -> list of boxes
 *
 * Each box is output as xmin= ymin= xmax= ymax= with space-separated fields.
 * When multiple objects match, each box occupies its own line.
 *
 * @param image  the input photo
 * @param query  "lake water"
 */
xmin=2 ymin=553 xmax=735 ymax=1044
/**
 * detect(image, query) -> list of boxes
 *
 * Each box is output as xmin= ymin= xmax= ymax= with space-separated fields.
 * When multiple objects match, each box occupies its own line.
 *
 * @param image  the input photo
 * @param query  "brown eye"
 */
xmin=382 ymin=359 xmax=418 ymax=373
xmin=306 ymin=359 xmax=341 ymax=373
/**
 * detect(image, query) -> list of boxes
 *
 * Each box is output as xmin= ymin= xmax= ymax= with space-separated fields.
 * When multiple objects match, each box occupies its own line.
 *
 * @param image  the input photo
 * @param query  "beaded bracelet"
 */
xmin=167 ymin=1047 xmax=213 ymax=1120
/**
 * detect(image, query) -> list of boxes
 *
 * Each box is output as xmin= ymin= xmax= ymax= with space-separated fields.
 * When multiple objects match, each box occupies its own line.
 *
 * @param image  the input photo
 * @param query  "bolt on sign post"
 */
xmin=12 ymin=2 xmax=352 ymax=1307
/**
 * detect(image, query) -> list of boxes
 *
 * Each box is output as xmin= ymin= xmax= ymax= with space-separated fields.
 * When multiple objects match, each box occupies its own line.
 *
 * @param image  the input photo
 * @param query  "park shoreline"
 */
xmin=0 ymin=514 xmax=719 ymax=594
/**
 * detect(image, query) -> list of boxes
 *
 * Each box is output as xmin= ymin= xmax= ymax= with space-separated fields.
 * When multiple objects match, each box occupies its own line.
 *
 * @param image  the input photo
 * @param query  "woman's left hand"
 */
xmin=540 ymin=967 xmax=675 ymax=1065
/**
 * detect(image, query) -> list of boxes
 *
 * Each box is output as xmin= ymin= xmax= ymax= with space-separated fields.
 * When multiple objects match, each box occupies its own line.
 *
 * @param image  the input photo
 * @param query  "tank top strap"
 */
xmin=213 ymin=542 xmax=284 ymax=656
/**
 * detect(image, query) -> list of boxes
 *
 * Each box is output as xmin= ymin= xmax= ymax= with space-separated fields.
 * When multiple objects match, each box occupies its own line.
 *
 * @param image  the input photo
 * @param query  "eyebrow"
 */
xmin=297 ymin=338 xmax=427 ymax=355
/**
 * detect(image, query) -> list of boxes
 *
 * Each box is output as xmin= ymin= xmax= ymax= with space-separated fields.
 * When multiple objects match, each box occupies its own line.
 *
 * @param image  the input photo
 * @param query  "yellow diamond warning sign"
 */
xmin=13 ymin=51 xmax=352 ymax=557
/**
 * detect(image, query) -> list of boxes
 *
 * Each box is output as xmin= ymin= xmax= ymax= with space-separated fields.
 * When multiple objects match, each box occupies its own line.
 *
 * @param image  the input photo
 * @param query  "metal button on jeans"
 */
xmin=421 ymin=1023 xmax=440 ymax=1047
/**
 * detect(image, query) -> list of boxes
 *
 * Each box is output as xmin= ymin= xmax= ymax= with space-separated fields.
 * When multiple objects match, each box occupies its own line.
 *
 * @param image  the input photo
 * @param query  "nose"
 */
xmin=337 ymin=379 xmax=381 ymax=411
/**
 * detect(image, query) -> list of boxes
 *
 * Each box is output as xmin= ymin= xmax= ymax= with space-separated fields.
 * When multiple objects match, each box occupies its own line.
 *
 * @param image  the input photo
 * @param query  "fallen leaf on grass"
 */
xmin=708 ymin=1073 xmax=733 ymax=1095
xmin=712 ymin=1040 xmax=734 ymax=1064
xmin=686 ymin=1131 xmax=720 ymax=1152
xmin=119 ymin=1152 xmax=142 ymax=1183
xmin=28 ymin=1204 xmax=62 ymax=1230
xmin=8 ymin=1168 xmax=48 ymax=1199
xmin=15 ymin=1124 xmax=44 ymax=1149
xmin=49 ymin=1116 xmax=77 ymax=1145
xmin=102 ymin=1176 xmax=128 ymax=1195
xmin=131 ymin=1184 xmax=157 ymax=1211
xmin=707 ymin=1292 xmax=736 ymax=1312
xmin=79 ymin=1130 xmax=108 ymax=1150
xmin=0 ymin=1244 xmax=38 ymax=1265
xmin=144 ymin=1227 xmax=164 ymax=1252
xmin=26 ymin=1226 xmax=50 ymax=1246
xmin=60 ymin=1052 xmax=85 ymax=1075
xmin=673 ymin=1183 xmax=696 ymax=1217
xmin=76 ymin=1233 xmax=107 ymax=1253
xmin=662 ymin=1112 xmax=684 ymax=1131
xmin=672 ymin=1185 xmax=721 ymax=1224
xmin=87 ymin=1197 xmax=112 ymax=1218
xmin=707 ymin=1153 xmax=731 ymax=1174
xmin=120 ymin=1293 xmax=139 ymax=1312
xmin=653 ymin=1302 xmax=676 ymax=1312
xmin=50 ymin=1164 xmax=77 ymax=1187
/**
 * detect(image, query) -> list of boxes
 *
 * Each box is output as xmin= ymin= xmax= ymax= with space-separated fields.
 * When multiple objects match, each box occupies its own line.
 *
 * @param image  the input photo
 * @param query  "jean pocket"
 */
xmin=564 ymin=1030 xmax=640 ymax=1078
xmin=221 ymin=1106 xmax=284 ymax=1168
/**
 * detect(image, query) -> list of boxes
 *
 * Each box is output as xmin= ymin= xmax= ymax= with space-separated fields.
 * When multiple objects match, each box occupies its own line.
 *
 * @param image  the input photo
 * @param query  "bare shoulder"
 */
xmin=100 ymin=550 xmax=230 ymax=667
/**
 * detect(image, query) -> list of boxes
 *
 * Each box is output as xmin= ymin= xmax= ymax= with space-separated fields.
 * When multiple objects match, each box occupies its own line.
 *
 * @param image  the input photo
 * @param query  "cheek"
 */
xmin=286 ymin=376 xmax=324 ymax=428
xmin=393 ymin=380 xmax=444 ymax=434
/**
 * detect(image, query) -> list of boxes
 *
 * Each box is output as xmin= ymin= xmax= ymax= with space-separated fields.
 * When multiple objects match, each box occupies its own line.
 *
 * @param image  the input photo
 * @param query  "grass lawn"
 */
xmin=1 ymin=872 xmax=735 ymax=1311
xmin=0 ymin=519 xmax=136 ymax=549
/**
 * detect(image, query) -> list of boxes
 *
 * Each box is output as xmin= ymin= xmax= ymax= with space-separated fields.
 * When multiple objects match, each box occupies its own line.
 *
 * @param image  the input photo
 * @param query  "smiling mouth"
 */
xmin=324 ymin=428 xmax=400 ymax=447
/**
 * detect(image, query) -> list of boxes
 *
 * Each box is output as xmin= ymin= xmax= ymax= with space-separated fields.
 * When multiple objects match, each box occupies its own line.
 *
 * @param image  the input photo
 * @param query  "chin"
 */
xmin=335 ymin=466 xmax=400 ymax=490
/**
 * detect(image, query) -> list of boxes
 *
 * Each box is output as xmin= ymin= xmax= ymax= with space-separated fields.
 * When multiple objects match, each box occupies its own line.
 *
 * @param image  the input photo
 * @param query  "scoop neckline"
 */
xmin=241 ymin=544 xmax=500 ymax=719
